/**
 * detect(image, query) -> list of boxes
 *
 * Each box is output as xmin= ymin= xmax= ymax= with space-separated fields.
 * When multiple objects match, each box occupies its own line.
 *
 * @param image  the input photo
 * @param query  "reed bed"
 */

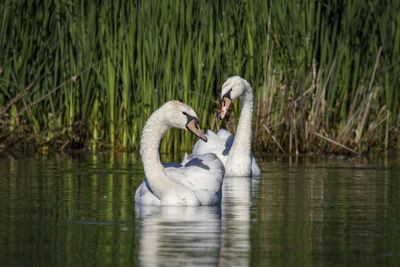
xmin=0 ymin=0 xmax=399 ymax=154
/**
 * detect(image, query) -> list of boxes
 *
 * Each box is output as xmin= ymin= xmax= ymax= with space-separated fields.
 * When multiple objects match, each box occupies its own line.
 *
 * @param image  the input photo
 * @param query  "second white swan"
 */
xmin=189 ymin=76 xmax=261 ymax=177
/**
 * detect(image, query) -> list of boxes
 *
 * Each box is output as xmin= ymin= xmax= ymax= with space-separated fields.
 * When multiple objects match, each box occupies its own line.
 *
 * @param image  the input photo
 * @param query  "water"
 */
xmin=0 ymin=152 xmax=400 ymax=266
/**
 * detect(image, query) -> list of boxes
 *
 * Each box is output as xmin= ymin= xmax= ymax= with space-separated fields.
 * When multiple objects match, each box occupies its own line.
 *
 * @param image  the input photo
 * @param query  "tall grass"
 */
xmin=0 ymin=0 xmax=399 ymax=154
xmin=258 ymin=0 xmax=400 ymax=153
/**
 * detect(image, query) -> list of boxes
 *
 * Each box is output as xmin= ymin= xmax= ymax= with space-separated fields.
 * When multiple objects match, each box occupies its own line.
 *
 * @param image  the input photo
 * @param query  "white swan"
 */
xmin=189 ymin=76 xmax=261 ymax=177
xmin=134 ymin=101 xmax=225 ymax=206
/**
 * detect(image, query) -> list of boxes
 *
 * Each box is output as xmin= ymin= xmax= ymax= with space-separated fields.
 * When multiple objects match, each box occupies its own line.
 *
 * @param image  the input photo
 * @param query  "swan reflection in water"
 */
xmin=136 ymin=205 xmax=222 ymax=266
xmin=136 ymin=175 xmax=259 ymax=266
xmin=219 ymin=176 xmax=257 ymax=266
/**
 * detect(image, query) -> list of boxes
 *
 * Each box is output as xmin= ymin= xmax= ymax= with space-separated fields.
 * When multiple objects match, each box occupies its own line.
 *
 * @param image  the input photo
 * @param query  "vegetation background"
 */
xmin=1 ymin=0 xmax=399 ymax=154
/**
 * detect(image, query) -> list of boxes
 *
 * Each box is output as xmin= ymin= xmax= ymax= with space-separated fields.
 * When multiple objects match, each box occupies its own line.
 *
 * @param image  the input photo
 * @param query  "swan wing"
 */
xmin=181 ymin=152 xmax=190 ymax=165
xmin=216 ymin=128 xmax=233 ymax=139
xmin=190 ymin=129 xmax=261 ymax=178
xmin=135 ymin=153 xmax=224 ymax=206
xmin=134 ymin=179 xmax=161 ymax=206
xmin=190 ymin=129 xmax=234 ymax=166
xmin=167 ymin=153 xmax=224 ymax=205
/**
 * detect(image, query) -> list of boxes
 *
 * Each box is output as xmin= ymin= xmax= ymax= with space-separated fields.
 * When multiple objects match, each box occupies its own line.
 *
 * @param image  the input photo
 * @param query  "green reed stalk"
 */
xmin=1 ymin=0 xmax=400 ymax=153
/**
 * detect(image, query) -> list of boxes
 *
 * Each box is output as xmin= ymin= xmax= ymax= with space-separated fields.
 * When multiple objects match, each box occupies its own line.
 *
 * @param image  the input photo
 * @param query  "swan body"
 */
xmin=190 ymin=129 xmax=260 ymax=176
xmin=135 ymin=101 xmax=224 ymax=206
xmin=190 ymin=76 xmax=261 ymax=177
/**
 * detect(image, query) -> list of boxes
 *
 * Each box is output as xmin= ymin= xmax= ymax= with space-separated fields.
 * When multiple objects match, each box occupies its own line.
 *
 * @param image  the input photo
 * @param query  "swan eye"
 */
xmin=182 ymin=111 xmax=198 ymax=124
xmin=222 ymin=88 xmax=232 ymax=101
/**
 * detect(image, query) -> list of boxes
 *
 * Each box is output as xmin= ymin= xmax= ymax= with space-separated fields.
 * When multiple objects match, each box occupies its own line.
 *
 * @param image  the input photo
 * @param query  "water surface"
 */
xmin=0 ymin=152 xmax=399 ymax=266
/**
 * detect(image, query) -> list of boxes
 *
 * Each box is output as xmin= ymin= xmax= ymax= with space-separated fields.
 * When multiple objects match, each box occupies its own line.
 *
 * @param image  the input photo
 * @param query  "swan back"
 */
xmin=168 ymin=153 xmax=224 ymax=205
xmin=190 ymin=129 xmax=234 ymax=166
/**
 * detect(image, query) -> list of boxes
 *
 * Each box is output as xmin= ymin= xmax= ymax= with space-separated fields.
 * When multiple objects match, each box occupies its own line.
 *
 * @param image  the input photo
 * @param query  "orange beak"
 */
xmin=186 ymin=119 xmax=207 ymax=142
xmin=220 ymin=96 xmax=232 ymax=120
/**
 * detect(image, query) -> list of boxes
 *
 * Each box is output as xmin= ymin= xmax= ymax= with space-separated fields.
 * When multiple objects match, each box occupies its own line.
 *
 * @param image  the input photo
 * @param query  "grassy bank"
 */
xmin=1 ymin=0 xmax=399 ymax=154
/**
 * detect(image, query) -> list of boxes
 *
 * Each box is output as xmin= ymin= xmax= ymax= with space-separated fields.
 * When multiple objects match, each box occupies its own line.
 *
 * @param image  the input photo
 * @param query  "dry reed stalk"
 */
xmin=355 ymin=47 xmax=382 ymax=145
xmin=263 ymin=124 xmax=285 ymax=153
xmin=368 ymin=106 xmax=388 ymax=131
xmin=15 ymin=63 xmax=99 ymax=120
xmin=314 ymin=132 xmax=357 ymax=154
xmin=334 ymin=103 xmax=357 ymax=149
xmin=260 ymin=8 xmax=272 ymax=123
xmin=0 ymin=82 xmax=35 ymax=117
xmin=289 ymin=104 xmax=293 ymax=154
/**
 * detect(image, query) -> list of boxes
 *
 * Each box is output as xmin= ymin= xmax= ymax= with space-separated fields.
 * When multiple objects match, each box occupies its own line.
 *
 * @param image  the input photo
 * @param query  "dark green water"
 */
xmin=0 ymin=152 xmax=400 ymax=266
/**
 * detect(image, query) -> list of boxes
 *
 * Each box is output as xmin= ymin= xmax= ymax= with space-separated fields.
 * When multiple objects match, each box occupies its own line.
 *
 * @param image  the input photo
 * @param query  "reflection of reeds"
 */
xmin=0 ymin=1 xmax=399 ymax=153
xmin=0 ymin=152 xmax=142 ymax=265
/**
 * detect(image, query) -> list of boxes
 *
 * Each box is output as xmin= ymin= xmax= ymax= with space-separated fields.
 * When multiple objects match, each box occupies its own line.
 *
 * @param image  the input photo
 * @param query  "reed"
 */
xmin=1 ymin=0 xmax=399 ymax=154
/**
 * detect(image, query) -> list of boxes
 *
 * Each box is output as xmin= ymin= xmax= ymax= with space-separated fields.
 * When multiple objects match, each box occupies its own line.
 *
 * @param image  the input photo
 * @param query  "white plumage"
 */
xmin=135 ymin=101 xmax=225 ymax=206
xmin=189 ymin=76 xmax=261 ymax=177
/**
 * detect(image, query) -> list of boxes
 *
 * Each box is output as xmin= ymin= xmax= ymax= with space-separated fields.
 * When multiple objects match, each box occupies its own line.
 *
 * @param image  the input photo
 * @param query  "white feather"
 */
xmin=190 ymin=76 xmax=261 ymax=177
xmin=135 ymin=101 xmax=225 ymax=206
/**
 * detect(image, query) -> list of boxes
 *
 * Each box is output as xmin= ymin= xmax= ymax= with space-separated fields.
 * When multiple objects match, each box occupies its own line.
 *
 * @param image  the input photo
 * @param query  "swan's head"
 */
xmin=163 ymin=101 xmax=207 ymax=142
xmin=220 ymin=76 xmax=250 ymax=119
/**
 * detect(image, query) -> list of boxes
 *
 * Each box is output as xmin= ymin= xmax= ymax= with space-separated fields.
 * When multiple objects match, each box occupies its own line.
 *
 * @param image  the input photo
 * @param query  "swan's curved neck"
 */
xmin=228 ymin=86 xmax=253 ymax=165
xmin=140 ymin=109 xmax=178 ymax=199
